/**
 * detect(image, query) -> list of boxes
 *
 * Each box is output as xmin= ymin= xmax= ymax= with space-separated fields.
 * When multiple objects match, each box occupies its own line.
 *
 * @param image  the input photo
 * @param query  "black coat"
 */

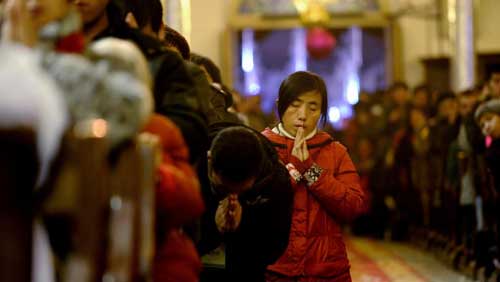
xmin=224 ymin=131 xmax=293 ymax=282
xmin=485 ymin=138 xmax=500 ymax=194
xmin=199 ymin=124 xmax=294 ymax=282
xmin=94 ymin=4 xmax=209 ymax=164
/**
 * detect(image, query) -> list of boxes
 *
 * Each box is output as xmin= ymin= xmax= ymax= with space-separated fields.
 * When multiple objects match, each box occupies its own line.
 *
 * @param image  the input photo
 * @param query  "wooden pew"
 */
xmin=103 ymin=133 xmax=159 ymax=282
xmin=134 ymin=133 xmax=160 ymax=282
xmin=0 ymin=128 xmax=38 ymax=282
xmin=1 ymin=120 xmax=160 ymax=282
xmin=56 ymin=120 xmax=112 ymax=282
xmin=42 ymin=120 xmax=159 ymax=282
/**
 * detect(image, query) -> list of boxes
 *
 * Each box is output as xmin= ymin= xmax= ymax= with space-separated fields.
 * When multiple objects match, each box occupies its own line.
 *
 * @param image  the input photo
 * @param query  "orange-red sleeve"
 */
xmin=143 ymin=114 xmax=204 ymax=228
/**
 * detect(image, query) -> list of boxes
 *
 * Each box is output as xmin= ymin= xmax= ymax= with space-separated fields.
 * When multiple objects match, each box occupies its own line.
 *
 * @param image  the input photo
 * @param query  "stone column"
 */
xmin=165 ymin=0 xmax=192 ymax=44
xmin=450 ymin=0 xmax=475 ymax=91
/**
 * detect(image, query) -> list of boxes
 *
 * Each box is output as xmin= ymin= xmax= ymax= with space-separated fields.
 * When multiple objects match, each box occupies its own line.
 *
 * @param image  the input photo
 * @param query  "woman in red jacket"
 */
xmin=262 ymin=71 xmax=365 ymax=282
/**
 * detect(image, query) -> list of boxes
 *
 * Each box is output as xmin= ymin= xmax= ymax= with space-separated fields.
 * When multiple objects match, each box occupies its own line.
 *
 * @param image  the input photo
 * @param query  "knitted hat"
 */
xmin=475 ymin=99 xmax=500 ymax=122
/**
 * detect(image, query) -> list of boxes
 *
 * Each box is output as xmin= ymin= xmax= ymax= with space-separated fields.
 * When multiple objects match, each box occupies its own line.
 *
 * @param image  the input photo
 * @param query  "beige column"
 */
xmin=450 ymin=0 xmax=475 ymax=91
xmin=164 ymin=0 xmax=192 ymax=44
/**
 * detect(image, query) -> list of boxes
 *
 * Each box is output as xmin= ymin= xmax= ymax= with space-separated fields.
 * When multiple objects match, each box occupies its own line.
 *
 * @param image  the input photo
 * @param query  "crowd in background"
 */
xmin=337 ymin=76 xmax=500 ymax=280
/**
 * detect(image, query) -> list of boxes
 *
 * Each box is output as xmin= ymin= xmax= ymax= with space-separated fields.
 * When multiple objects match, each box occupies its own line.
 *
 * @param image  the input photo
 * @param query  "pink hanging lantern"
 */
xmin=306 ymin=27 xmax=336 ymax=60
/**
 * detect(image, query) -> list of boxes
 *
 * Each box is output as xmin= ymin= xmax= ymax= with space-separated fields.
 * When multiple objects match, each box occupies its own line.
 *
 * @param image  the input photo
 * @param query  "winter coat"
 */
xmin=197 ymin=125 xmax=293 ymax=282
xmin=262 ymin=128 xmax=365 ymax=282
xmin=485 ymin=138 xmax=500 ymax=194
xmin=142 ymin=114 xmax=205 ymax=282
xmin=94 ymin=4 xmax=209 ymax=164
xmin=224 ymin=129 xmax=293 ymax=282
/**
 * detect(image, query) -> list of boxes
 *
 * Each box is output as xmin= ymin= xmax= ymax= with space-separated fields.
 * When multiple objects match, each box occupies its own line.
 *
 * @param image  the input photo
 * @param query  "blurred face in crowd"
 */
xmin=73 ymin=0 xmax=108 ymax=24
xmin=356 ymin=110 xmax=370 ymax=126
xmin=27 ymin=0 xmax=70 ymax=31
xmin=458 ymin=95 xmax=478 ymax=118
xmin=438 ymin=97 xmax=458 ymax=122
xmin=358 ymin=139 xmax=373 ymax=161
xmin=282 ymin=90 xmax=322 ymax=137
xmin=410 ymin=108 xmax=427 ymax=130
xmin=479 ymin=112 xmax=500 ymax=139
xmin=392 ymin=87 xmax=410 ymax=106
xmin=490 ymin=73 xmax=500 ymax=98
xmin=413 ymin=90 xmax=429 ymax=109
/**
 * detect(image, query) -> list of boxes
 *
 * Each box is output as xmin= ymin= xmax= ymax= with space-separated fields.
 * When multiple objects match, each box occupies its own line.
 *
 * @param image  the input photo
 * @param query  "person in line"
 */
xmin=202 ymin=125 xmax=294 ymax=282
xmin=143 ymin=114 xmax=205 ymax=282
xmin=475 ymin=99 xmax=500 ymax=276
xmin=262 ymin=71 xmax=366 ymax=282
xmin=74 ymin=0 xmax=209 ymax=165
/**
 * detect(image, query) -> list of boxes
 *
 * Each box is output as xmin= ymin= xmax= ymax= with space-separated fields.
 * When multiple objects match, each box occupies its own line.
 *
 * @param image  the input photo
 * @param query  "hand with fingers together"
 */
xmin=215 ymin=194 xmax=242 ymax=233
xmin=292 ymin=125 xmax=309 ymax=162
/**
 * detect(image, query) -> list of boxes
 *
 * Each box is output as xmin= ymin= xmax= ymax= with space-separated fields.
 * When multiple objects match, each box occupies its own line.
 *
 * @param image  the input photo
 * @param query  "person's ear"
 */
xmin=125 ymin=12 xmax=138 ymax=29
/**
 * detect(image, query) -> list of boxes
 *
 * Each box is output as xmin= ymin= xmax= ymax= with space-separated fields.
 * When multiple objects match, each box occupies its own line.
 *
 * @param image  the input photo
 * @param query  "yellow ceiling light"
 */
xmin=293 ymin=0 xmax=332 ymax=26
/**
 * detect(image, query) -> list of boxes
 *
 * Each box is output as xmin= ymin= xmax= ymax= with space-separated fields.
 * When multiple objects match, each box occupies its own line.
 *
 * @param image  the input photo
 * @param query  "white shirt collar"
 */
xmin=272 ymin=123 xmax=317 ymax=140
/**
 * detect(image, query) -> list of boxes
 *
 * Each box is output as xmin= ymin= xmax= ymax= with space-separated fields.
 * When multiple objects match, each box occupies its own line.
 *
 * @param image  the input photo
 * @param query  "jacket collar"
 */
xmin=263 ymin=127 xmax=334 ymax=149
xmin=271 ymin=123 xmax=317 ymax=140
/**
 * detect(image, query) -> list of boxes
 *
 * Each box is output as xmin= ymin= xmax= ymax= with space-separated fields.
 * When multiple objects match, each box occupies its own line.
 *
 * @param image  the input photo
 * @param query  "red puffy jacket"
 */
xmin=143 ymin=114 xmax=204 ymax=282
xmin=262 ymin=129 xmax=365 ymax=282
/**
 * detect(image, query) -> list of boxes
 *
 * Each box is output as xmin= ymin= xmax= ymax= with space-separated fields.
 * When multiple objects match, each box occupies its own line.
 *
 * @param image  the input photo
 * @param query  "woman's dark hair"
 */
xmin=125 ymin=0 xmax=163 ymax=34
xmin=163 ymin=26 xmax=191 ymax=60
xmin=190 ymin=53 xmax=222 ymax=84
xmin=277 ymin=71 xmax=328 ymax=126
xmin=210 ymin=126 xmax=263 ymax=183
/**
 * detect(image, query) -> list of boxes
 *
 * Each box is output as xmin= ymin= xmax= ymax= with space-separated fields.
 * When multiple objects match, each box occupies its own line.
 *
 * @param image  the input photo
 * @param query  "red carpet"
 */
xmin=347 ymin=238 xmax=428 ymax=282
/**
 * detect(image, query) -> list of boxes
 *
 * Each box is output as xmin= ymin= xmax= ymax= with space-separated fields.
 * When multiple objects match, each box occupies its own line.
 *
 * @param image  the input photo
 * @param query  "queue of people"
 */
xmin=343 ymin=73 xmax=500 ymax=281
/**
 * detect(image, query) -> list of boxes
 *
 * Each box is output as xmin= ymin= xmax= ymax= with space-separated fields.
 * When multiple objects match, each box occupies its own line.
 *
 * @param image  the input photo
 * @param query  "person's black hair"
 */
xmin=210 ymin=126 xmax=264 ymax=183
xmin=106 ymin=0 xmax=127 ymax=28
xmin=458 ymin=89 xmax=477 ymax=98
xmin=276 ymin=71 xmax=328 ymax=126
xmin=190 ymin=53 xmax=222 ymax=84
xmin=435 ymin=91 xmax=456 ymax=106
xmin=389 ymin=81 xmax=409 ymax=93
xmin=214 ymin=83 xmax=234 ymax=109
xmin=486 ymin=64 xmax=500 ymax=81
xmin=163 ymin=26 xmax=191 ymax=60
xmin=125 ymin=0 xmax=163 ymax=33
xmin=413 ymin=84 xmax=431 ymax=95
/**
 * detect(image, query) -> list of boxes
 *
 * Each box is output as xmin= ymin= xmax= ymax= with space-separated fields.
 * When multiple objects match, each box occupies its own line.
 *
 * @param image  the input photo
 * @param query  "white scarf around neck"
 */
xmin=272 ymin=123 xmax=317 ymax=140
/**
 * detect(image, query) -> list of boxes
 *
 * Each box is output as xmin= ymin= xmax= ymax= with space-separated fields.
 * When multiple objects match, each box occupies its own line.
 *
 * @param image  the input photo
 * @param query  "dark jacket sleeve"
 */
xmin=224 ymin=149 xmax=293 ymax=281
xmin=151 ymin=50 xmax=209 ymax=165
xmin=95 ymin=22 xmax=209 ymax=162
xmin=184 ymin=62 xmax=213 ymax=119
